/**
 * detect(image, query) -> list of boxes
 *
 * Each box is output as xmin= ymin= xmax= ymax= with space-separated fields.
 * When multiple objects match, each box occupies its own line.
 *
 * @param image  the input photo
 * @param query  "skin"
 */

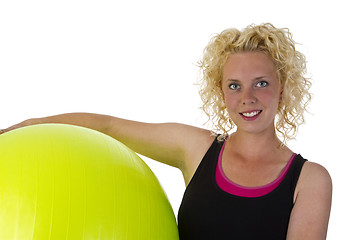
xmin=0 ymin=52 xmax=332 ymax=239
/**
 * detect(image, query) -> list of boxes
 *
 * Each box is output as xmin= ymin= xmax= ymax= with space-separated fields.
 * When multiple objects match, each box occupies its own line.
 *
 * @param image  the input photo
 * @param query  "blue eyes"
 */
xmin=228 ymin=81 xmax=268 ymax=90
xmin=229 ymin=83 xmax=240 ymax=90
xmin=256 ymin=81 xmax=268 ymax=88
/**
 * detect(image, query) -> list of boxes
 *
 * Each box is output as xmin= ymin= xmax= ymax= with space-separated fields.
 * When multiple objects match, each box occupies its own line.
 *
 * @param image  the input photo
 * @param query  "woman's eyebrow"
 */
xmin=225 ymin=76 xmax=267 ymax=82
xmin=225 ymin=78 xmax=241 ymax=82
xmin=253 ymin=76 xmax=267 ymax=81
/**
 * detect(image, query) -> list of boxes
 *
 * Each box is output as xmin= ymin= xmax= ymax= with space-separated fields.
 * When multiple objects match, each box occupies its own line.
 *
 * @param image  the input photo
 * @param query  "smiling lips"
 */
xmin=240 ymin=110 xmax=262 ymax=120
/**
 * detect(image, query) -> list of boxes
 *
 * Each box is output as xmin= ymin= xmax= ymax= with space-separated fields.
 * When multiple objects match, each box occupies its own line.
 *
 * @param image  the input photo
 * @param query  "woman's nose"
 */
xmin=242 ymin=88 xmax=256 ymax=105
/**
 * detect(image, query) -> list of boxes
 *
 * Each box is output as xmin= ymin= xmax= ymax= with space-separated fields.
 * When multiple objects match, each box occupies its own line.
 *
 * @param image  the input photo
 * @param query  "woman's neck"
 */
xmin=226 ymin=130 xmax=288 ymax=162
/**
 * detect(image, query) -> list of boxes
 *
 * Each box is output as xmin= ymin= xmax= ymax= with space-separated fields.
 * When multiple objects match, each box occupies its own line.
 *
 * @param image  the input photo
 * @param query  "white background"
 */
xmin=1 ymin=0 xmax=358 ymax=238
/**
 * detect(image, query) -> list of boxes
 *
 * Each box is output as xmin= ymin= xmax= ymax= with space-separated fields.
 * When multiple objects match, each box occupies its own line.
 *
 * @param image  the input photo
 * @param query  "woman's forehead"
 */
xmin=222 ymin=52 xmax=277 ymax=80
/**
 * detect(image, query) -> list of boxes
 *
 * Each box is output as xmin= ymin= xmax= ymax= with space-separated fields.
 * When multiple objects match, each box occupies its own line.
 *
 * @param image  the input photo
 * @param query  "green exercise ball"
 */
xmin=0 ymin=124 xmax=179 ymax=239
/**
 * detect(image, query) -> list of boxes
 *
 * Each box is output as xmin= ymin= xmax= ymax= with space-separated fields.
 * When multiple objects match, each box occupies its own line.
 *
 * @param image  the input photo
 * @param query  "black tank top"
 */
xmin=178 ymin=137 xmax=307 ymax=240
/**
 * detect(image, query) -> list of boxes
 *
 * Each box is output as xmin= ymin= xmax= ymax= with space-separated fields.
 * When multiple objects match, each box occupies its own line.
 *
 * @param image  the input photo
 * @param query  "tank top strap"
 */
xmin=289 ymin=154 xmax=307 ymax=199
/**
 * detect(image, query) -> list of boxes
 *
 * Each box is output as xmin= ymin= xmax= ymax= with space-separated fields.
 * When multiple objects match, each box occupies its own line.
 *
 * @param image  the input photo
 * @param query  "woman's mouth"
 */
xmin=240 ymin=110 xmax=262 ymax=120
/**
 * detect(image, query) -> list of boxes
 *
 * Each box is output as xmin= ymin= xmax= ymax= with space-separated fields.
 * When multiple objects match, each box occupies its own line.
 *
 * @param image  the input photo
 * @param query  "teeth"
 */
xmin=242 ymin=111 xmax=260 ymax=117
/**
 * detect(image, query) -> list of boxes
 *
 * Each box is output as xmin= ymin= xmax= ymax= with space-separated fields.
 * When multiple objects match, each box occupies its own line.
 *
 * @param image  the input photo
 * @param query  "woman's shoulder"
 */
xmin=295 ymin=160 xmax=332 ymax=201
xmin=168 ymin=123 xmax=215 ymax=149
xmin=174 ymin=124 xmax=216 ymax=184
xmin=301 ymin=161 xmax=332 ymax=185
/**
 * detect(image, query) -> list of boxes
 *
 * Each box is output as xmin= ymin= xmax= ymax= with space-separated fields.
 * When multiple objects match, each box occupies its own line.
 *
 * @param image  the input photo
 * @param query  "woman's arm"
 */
xmin=286 ymin=162 xmax=332 ymax=239
xmin=0 ymin=113 xmax=214 ymax=174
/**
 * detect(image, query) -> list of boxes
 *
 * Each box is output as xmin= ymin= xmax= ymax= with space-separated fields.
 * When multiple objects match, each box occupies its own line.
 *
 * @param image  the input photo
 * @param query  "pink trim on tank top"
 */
xmin=215 ymin=141 xmax=296 ymax=197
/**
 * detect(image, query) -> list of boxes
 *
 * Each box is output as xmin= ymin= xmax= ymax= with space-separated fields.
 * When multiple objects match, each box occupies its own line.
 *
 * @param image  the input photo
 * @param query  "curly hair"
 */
xmin=198 ymin=23 xmax=312 ymax=143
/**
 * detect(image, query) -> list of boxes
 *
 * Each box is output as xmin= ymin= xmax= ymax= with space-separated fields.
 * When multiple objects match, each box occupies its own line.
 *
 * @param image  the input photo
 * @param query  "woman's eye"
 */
xmin=256 ymin=81 xmax=268 ymax=88
xmin=229 ymin=83 xmax=240 ymax=90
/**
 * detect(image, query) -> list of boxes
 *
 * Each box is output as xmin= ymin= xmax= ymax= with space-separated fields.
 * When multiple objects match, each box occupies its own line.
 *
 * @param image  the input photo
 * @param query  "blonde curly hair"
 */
xmin=198 ymin=23 xmax=312 ymax=143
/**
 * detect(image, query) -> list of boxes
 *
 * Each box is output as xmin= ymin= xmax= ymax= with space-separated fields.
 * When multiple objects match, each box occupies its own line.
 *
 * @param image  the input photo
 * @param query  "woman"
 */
xmin=0 ymin=23 xmax=332 ymax=239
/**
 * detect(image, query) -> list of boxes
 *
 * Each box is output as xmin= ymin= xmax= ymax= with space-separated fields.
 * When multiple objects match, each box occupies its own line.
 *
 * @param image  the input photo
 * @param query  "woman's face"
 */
xmin=221 ymin=51 xmax=282 ymax=136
